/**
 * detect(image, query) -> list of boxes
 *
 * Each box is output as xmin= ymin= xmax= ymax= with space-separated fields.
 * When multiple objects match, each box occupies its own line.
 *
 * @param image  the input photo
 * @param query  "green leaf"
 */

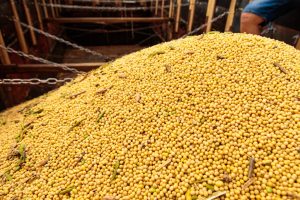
xmin=111 ymin=160 xmax=120 ymax=180
xmin=59 ymin=186 xmax=75 ymax=195
xmin=266 ymin=187 xmax=273 ymax=193
xmin=4 ymin=172 xmax=12 ymax=181
xmin=97 ymin=111 xmax=105 ymax=122
xmin=205 ymin=184 xmax=215 ymax=190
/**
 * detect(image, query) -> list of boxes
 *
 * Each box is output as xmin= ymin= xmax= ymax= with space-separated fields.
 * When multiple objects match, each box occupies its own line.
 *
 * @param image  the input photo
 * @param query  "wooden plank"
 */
xmin=161 ymin=0 xmax=165 ymax=17
xmin=22 ymin=0 xmax=38 ymax=46
xmin=46 ymin=17 xmax=170 ymax=24
xmin=205 ymin=0 xmax=216 ymax=32
xmin=155 ymin=0 xmax=159 ymax=15
xmin=175 ymin=0 xmax=182 ymax=32
xmin=0 ymin=62 xmax=106 ymax=73
xmin=296 ymin=37 xmax=300 ymax=50
xmin=168 ymin=0 xmax=174 ymax=18
xmin=34 ymin=0 xmax=44 ymax=31
xmin=53 ymin=0 xmax=59 ymax=16
xmin=49 ymin=0 xmax=56 ymax=17
xmin=9 ymin=0 xmax=29 ymax=54
xmin=225 ymin=0 xmax=237 ymax=32
xmin=41 ymin=0 xmax=49 ymax=18
xmin=187 ymin=0 xmax=195 ymax=32
xmin=0 ymin=30 xmax=11 ymax=64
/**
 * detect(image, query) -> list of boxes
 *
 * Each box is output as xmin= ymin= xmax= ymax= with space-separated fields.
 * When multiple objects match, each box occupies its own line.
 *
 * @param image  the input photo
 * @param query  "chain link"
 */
xmin=1 ymin=15 xmax=111 ymax=61
xmin=0 ymin=44 xmax=84 ymax=74
xmin=32 ymin=2 xmax=189 ymax=11
xmin=39 ymin=2 xmax=153 ymax=11
xmin=0 ymin=78 xmax=73 ymax=85
xmin=182 ymin=11 xmax=229 ymax=38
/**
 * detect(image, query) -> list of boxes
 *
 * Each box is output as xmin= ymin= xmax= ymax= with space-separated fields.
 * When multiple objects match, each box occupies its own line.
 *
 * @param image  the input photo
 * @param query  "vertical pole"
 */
xmin=168 ymin=0 xmax=174 ymax=18
xmin=296 ymin=37 xmax=300 ymax=50
xmin=9 ymin=0 xmax=29 ymax=54
xmin=225 ymin=0 xmax=237 ymax=32
xmin=22 ymin=0 xmax=38 ymax=46
xmin=161 ymin=0 xmax=165 ymax=17
xmin=187 ymin=0 xmax=195 ymax=32
xmin=49 ymin=0 xmax=56 ymax=17
xmin=155 ymin=0 xmax=159 ymax=15
xmin=42 ymin=0 xmax=49 ymax=19
xmin=175 ymin=0 xmax=181 ymax=32
xmin=34 ymin=0 xmax=44 ymax=31
xmin=205 ymin=0 xmax=216 ymax=32
xmin=0 ymin=30 xmax=11 ymax=64
xmin=58 ymin=0 xmax=62 ymax=13
xmin=53 ymin=0 xmax=59 ymax=16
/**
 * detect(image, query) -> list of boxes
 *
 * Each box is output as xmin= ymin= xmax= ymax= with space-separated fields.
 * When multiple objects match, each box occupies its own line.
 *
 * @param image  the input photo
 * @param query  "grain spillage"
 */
xmin=0 ymin=33 xmax=300 ymax=200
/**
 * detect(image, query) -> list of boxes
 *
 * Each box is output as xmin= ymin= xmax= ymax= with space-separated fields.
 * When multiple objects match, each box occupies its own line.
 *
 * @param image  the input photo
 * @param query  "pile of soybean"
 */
xmin=0 ymin=33 xmax=299 ymax=200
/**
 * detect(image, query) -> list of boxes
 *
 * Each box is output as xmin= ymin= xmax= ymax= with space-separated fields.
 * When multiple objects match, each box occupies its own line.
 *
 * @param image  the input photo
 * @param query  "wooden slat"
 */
xmin=9 ymin=0 xmax=29 ymax=54
xmin=22 ymin=0 xmax=38 ymax=46
xmin=155 ymin=0 xmax=159 ymax=15
xmin=205 ymin=0 xmax=216 ymax=32
xmin=54 ymin=0 xmax=59 ymax=16
xmin=187 ymin=0 xmax=195 ymax=32
xmin=34 ymin=0 xmax=44 ymax=31
xmin=49 ymin=0 xmax=56 ymax=17
xmin=46 ymin=17 xmax=170 ymax=24
xmin=296 ymin=38 xmax=300 ymax=50
xmin=168 ymin=0 xmax=174 ymax=18
xmin=175 ymin=0 xmax=182 ymax=32
xmin=161 ymin=0 xmax=165 ymax=17
xmin=225 ymin=0 xmax=237 ymax=32
xmin=0 ymin=62 xmax=105 ymax=73
xmin=41 ymin=0 xmax=49 ymax=18
xmin=0 ymin=30 xmax=11 ymax=64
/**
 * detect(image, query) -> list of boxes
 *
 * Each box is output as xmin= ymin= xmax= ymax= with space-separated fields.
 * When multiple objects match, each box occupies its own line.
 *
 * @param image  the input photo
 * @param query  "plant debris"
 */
xmin=248 ymin=157 xmax=255 ymax=178
xmin=59 ymin=186 xmax=75 ymax=195
xmin=205 ymin=191 xmax=226 ymax=200
xmin=67 ymin=119 xmax=84 ymax=133
xmin=273 ymin=62 xmax=287 ymax=74
xmin=68 ymin=91 xmax=86 ymax=99
xmin=111 ymin=160 xmax=120 ymax=180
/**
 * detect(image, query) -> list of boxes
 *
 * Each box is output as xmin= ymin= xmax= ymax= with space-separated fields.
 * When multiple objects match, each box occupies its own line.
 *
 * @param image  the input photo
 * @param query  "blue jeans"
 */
xmin=243 ymin=0 xmax=293 ymax=22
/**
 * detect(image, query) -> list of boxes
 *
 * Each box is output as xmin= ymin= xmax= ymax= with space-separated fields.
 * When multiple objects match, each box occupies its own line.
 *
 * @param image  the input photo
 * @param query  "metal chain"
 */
xmin=182 ymin=11 xmax=229 ymax=38
xmin=64 ymin=0 xmax=164 ymax=3
xmin=0 ymin=78 xmax=73 ymax=85
xmin=1 ymin=15 xmax=111 ymax=61
xmin=0 ymin=44 xmax=84 ymax=74
xmin=34 ymin=2 xmax=189 ymax=11
xmin=39 ymin=2 xmax=152 ymax=11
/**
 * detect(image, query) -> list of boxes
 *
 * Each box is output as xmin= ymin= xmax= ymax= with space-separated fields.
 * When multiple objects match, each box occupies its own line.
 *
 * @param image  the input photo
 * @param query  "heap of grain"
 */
xmin=0 ymin=33 xmax=299 ymax=200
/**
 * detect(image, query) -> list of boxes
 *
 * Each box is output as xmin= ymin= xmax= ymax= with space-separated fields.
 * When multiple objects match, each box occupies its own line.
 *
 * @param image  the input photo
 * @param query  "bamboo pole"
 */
xmin=34 ymin=0 xmax=44 ymax=31
xmin=41 ymin=0 xmax=49 ymax=18
xmin=53 ymin=0 xmax=59 ymax=16
xmin=175 ymin=0 xmax=182 ymax=32
xmin=161 ymin=0 xmax=165 ymax=17
xmin=168 ymin=0 xmax=174 ymax=18
xmin=187 ymin=0 xmax=195 ymax=32
xmin=49 ymin=0 xmax=56 ymax=17
xmin=205 ymin=0 xmax=216 ymax=32
xmin=58 ymin=0 xmax=62 ymax=13
xmin=155 ymin=0 xmax=159 ymax=15
xmin=9 ymin=0 xmax=29 ymax=54
xmin=22 ymin=0 xmax=38 ymax=45
xmin=225 ymin=0 xmax=237 ymax=32
xmin=0 ymin=30 xmax=11 ymax=64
